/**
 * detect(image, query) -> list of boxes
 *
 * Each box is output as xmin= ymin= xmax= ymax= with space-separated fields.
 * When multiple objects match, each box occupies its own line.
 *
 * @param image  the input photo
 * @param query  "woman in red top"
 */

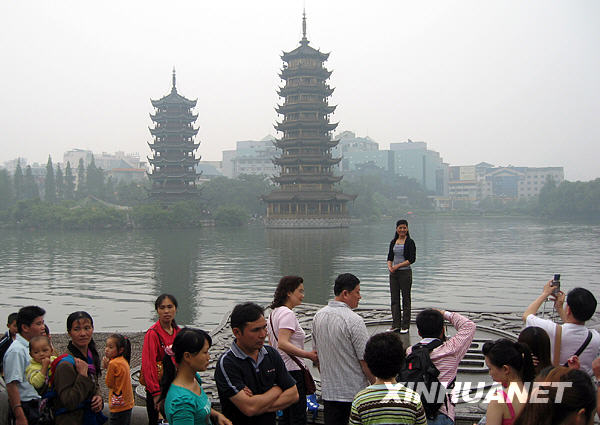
xmin=141 ymin=294 xmax=180 ymax=425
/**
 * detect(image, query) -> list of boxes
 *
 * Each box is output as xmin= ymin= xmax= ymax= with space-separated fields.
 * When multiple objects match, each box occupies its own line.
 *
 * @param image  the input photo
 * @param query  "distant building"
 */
xmin=61 ymin=149 xmax=146 ymax=183
xmin=221 ymin=136 xmax=278 ymax=178
xmin=448 ymin=163 xmax=564 ymax=203
xmin=390 ymin=140 xmax=445 ymax=193
xmin=333 ymin=131 xmax=391 ymax=173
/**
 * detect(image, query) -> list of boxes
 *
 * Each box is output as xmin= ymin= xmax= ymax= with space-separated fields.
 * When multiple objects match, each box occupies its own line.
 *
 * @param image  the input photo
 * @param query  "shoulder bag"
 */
xmin=270 ymin=313 xmax=316 ymax=395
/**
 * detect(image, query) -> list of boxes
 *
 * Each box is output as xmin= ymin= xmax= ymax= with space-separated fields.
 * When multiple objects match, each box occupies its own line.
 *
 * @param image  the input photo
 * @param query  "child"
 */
xmin=102 ymin=334 xmax=134 ymax=425
xmin=0 ymin=312 xmax=18 ymax=376
xmin=25 ymin=335 xmax=57 ymax=392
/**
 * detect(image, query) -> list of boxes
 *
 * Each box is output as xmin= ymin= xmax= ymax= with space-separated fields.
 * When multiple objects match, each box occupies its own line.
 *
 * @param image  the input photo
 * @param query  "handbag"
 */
xmin=139 ymin=328 xmax=165 ymax=387
xmin=269 ymin=314 xmax=317 ymax=395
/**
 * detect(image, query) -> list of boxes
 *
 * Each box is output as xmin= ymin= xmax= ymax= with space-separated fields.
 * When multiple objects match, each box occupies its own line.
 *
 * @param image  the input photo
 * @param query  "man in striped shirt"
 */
xmin=409 ymin=309 xmax=476 ymax=425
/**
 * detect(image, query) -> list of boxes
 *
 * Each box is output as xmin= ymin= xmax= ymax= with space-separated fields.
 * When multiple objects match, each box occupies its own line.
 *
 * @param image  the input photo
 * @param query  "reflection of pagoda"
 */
xmin=262 ymin=13 xmax=355 ymax=228
xmin=147 ymin=69 xmax=201 ymax=202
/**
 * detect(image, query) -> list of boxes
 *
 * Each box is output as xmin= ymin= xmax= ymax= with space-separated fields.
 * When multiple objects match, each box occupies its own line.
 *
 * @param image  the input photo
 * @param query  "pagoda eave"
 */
xmin=262 ymin=191 xmax=355 ymax=202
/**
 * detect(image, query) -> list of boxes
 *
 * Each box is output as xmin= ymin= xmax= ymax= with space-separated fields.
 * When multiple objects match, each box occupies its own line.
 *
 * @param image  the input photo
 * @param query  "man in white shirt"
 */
xmin=523 ymin=280 xmax=599 ymax=376
xmin=312 ymin=273 xmax=375 ymax=425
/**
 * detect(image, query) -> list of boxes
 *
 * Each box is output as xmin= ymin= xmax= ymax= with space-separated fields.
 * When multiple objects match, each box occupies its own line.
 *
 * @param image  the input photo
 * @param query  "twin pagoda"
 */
xmin=147 ymin=15 xmax=355 ymax=228
xmin=262 ymin=15 xmax=355 ymax=228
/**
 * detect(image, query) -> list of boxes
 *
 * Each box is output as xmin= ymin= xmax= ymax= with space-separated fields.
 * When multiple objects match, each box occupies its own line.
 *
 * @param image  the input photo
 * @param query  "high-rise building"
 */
xmin=147 ymin=70 xmax=201 ymax=202
xmin=262 ymin=13 xmax=355 ymax=228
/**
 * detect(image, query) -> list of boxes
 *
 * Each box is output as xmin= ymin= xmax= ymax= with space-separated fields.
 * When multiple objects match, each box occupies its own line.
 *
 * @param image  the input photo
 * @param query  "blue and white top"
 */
xmin=393 ymin=244 xmax=411 ymax=270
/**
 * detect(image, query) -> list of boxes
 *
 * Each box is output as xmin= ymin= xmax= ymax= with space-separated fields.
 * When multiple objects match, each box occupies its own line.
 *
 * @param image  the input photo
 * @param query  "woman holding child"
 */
xmin=142 ymin=293 xmax=181 ymax=425
xmin=53 ymin=311 xmax=105 ymax=425
xmin=267 ymin=276 xmax=318 ymax=425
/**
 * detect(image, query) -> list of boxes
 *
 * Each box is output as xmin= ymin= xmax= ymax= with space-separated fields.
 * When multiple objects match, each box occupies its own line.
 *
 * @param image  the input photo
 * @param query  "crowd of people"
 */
xmin=1 ymin=219 xmax=599 ymax=425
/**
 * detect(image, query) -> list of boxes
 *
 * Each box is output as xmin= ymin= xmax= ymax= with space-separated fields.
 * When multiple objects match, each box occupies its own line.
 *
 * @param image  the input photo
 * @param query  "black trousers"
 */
xmin=281 ymin=369 xmax=307 ymax=425
xmin=9 ymin=399 xmax=40 ymax=425
xmin=389 ymin=268 xmax=412 ymax=329
xmin=145 ymin=390 xmax=159 ymax=425
xmin=323 ymin=400 xmax=352 ymax=425
xmin=110 ymin=408 xmax=132 ymax=425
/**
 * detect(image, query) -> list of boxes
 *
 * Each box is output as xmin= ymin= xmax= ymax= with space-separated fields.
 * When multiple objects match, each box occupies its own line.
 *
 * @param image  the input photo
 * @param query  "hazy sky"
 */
xmin=1 ymin=1 xmax=599 ymax=180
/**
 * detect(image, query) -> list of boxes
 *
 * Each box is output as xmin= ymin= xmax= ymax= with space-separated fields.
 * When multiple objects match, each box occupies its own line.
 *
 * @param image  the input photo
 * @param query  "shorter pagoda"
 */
xmin=262 ymin=13 xmax=355 ymax=228
xmin=147 ymin=69 xmax=201 ymax=202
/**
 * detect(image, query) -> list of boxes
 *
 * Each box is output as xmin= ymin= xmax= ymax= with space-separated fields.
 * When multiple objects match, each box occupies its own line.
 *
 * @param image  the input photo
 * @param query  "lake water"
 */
xmin=1 ymin=216 xmax=599 ymax=332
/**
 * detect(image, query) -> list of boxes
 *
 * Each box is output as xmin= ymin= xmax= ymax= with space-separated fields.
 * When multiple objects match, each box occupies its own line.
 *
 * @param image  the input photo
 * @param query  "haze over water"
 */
xmin=1 ymin=216 xmax=599 ymax=332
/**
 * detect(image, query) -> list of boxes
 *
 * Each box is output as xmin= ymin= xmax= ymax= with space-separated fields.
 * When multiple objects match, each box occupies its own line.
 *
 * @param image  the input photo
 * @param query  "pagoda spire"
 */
xmin=301 ymin=9 xmax=309 ymax=44
xmin=171 ymin=67 xmax=177 ymax=93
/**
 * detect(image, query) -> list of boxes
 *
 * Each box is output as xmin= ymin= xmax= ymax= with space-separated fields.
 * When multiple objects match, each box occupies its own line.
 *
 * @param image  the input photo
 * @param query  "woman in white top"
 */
xmin=267 ymin=276 xmax=318 ymax=425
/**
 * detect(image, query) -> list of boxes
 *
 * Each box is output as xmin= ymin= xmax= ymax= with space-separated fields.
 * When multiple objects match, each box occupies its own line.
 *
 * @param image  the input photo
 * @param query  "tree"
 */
xmin=76 ymin=158 xmax=86 ymax=199
xmin=104 ymin=176 xmax=116 ymax=203
xmin=13 ymin=161 xmax=24 ymax=201
xmin=86 ymin=155 xmax=104 ymax=198
xmin=0 ymin=169 xmax=13 ymax=210
xmin=44 ymin=155 xmax=56 ymax=202
xmin=64 ymin=161 xmax=75 ymax=200
xmin=23 ymin=165 xmax=39 ymax=200
xmin=55 ymin=164 xmax=64 ymax=201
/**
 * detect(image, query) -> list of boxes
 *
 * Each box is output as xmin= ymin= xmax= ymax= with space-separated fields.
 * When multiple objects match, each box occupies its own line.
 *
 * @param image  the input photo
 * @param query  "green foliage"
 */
xmin=115 ymin=181 xmax=148 ymax=205
xmin=44 ymin=156 xmax=56 ymax=202
xmin=76 ymin=158 xmax=86 ymax=199
xmin=339 ymin=172 xmax=432 ymax=220
xmin=0 ymin=169 xmax=14 ymax=210
xmin=537 ymin=178 xmax=600 ymax=218
xmin=13 ymin=162 xmax=23 ymax=201
xmin=214 ymin=206 xmax=247 ymax=226
xmin=23 ymin=166 xmax=39 ymax=200
xmin=64 ymin=162 xmax=75 ymax=200
xmin=86 ymin=155 xmax=105 ymax=198
xmin=199 ymin=174 xmax=272 ymax=216
xmin=55 ymin=164 xmax=64 ymax=201
xmin=131 ymin=201 xmax=209 ymax=228
xmin=9 ymin=200 xmax=127 ymax=230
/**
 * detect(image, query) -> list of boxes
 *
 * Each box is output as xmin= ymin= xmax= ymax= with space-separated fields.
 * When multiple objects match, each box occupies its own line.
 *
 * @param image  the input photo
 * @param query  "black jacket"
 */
xmin=387 ymin=237 xmax=416 ymax=264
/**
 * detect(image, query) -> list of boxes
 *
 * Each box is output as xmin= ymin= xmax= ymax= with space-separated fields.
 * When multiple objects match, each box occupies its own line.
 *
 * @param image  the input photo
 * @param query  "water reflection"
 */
xmin=148 ymin=230 xmax=200 ymax=327
xmin=266 ymin=228 xmax=349 ymax=304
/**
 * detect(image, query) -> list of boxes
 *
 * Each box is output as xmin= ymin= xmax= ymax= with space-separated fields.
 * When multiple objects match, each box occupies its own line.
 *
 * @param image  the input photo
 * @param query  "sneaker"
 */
xmin=399 ymin=328 xmax=409 ymax=334
xmin=387 ymin=328 xmax=399 ymax=332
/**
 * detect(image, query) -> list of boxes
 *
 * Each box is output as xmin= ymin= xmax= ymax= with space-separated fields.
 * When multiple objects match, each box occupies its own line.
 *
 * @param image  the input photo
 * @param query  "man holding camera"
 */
xmin=522 ymin=280 xmax=600 ymax=376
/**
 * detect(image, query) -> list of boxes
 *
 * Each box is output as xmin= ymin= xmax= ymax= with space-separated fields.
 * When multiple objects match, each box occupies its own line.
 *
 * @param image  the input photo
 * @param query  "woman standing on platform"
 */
xmin=142 ymin=294 xmax=181 ymax=425
xmin=267 ymin=276 xmax=318 ymax=425
xmin=387 ymin=219 xmax=416 ymax=333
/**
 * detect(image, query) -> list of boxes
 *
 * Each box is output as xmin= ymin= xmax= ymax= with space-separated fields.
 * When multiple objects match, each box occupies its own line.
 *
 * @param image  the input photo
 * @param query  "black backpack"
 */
xmin=398 ymin=339 xmax=452 ymax=420
xmin=0 ymin=333 xmax=13 ymax=375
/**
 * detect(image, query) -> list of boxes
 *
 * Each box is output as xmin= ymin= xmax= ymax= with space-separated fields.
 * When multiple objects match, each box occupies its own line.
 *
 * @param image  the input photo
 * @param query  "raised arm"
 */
xmin=522 ymin=280 xmax=554 ymax=323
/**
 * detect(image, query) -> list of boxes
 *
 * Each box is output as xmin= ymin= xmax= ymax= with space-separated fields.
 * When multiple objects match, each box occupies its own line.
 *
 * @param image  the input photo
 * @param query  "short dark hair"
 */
xmin=231 ymin=302 xmax=264 ymax=332
xmin=333 ymin=273 xmax=360 ymax=296
xmin=17 ymin=306 xmax=46 ymax=333
xmin=364 ymin=332 xmax=405 ymax=379
xmin=416 ymin=309 xmax=444 ymax=338
xmin=566 ymin=288 xmax=597 ymax=322
xmin=7 ymin=313 xmax=18 ymax=325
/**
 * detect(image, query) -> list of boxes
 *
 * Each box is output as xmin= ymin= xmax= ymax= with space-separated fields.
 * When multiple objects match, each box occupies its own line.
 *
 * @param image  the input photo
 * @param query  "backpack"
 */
xmin=398 ymin=340 xmax=453 ymax=420
xmin=37 ymin=354 xmax=76 ymax=425
xmin=0 ymin=332 xmax=13 ymax=375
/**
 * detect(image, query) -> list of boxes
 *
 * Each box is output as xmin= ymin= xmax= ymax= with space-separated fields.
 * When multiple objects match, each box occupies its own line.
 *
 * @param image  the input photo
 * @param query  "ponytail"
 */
xmin=109 ymin=334 xmax=132 ymax=364
xmin=482 ymin=339 xmax=535 ymax=383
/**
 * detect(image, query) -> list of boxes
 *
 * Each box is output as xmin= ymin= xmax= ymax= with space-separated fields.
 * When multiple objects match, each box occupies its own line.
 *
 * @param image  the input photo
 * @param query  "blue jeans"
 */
xmin=428 ymin=413 xmax=454 ymax=425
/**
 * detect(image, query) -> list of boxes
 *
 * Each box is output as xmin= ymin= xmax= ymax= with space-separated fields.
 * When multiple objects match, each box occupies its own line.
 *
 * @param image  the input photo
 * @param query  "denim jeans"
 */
xmin=428 ymin=412 xmax=454 ymax=425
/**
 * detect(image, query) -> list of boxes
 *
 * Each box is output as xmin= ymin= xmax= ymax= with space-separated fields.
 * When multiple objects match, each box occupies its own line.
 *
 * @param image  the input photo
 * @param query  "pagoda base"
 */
xmin=264 ymin=216 xmax=351 ymax=229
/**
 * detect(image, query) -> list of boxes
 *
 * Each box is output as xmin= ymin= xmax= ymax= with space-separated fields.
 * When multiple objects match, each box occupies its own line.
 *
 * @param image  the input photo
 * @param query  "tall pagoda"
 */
xmin=262 ymin=13 xmax=355 ymax=228
xmin=147 ymin=69 xmax=201 ymax=202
